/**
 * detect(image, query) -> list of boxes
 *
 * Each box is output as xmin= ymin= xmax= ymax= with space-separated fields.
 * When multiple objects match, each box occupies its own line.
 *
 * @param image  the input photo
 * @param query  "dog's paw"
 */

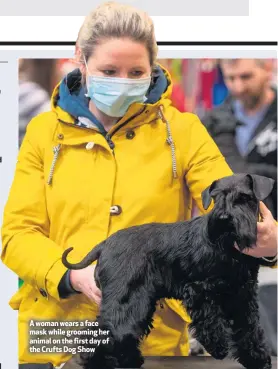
xmin=118 ymin=354 xmax=144 ymax=368
xmin=255 ymin=356 xmax=272 ymax=369
xmin=237 ymin=354 xmax=272 ymax=369
xmin=207 ymin=346 xmax=228 ymax=360
xmin=260 ymin=364 xmax=272 ymax=369
xmin=244 ymin=363 xmax=272 ymax=369
xmin=105 ymin=356 xmax=119 ymax=369
xmin=210 ymin=351 xmax=228 ymax=360
xmin=85 ymin=355 xmax=119 ymax=369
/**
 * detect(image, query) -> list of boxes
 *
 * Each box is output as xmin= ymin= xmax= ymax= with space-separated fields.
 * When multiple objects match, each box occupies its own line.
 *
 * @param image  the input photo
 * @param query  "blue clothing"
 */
xmin=233 ymin=100 xmax=268 ymax=156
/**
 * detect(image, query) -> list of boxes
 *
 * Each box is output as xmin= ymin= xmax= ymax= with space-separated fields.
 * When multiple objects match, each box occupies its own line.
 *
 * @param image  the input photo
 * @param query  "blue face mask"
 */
xmin=84 ymin=59 xmax=151 ymax=118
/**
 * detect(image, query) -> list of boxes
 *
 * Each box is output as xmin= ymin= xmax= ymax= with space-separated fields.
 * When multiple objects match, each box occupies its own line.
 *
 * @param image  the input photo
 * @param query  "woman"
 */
xmin=1 ymin=2 xmax=277 ymax=367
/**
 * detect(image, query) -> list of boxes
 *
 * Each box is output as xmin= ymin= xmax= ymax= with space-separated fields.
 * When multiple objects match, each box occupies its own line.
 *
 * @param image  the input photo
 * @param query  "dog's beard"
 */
xmin=207 ymin=211 xmax=234 ymax=247
xmin=231 ymin=207 xmax=257 ymax=251
xmin=207 ymin=206 xmax=257 ymax=251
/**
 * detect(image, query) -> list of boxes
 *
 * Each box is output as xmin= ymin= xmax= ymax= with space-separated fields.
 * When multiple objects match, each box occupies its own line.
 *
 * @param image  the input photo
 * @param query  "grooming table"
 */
xmin=63 ymin=355 xmax=277 ymax=369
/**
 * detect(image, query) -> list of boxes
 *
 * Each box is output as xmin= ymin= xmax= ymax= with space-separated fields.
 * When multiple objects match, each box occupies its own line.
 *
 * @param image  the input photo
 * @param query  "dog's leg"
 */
xmin=229 ymin=294 xmax=272 ymax=369
xmin=83 ymin=292 xmax=156 ymax=369
xmin=109 ymin=296 xmax=157 ymax=369
xmin=113 ymin=334 xmax=144 ymax=369
xmin=80 ymin=318 xmax=119 ymax=369
xmin=183 ymin=289 xmax=230 ymax=360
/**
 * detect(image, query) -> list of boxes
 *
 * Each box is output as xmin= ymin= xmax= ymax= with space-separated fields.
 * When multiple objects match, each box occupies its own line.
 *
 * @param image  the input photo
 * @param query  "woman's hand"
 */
xmin=69 ymin=264 xmax=102 ymax=305
xmin=235 ymin=201 xmax=278 ymax=258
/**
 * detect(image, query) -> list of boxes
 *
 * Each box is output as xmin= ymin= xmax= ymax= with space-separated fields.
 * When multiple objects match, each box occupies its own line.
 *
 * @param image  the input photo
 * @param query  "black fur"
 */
xmin=62 ymin=174 xmax=275 ymax=369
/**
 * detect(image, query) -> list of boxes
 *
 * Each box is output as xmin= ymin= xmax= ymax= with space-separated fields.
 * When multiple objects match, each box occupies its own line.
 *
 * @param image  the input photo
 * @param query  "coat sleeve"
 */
xmin=184 ymin=115 xmax=233 ymax=213
xmin=1 ymin=118 xmax=69 ymax=301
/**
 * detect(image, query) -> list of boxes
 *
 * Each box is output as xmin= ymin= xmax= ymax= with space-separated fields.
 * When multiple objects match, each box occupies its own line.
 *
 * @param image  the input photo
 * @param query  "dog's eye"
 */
xmin=238 ymin=194 xmax=252 ymax=202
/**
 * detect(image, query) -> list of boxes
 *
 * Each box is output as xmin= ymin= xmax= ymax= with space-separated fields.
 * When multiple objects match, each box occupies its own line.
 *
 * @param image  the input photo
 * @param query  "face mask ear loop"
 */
xmin=83 ymin=55 xmax=89 ymax=71
xmin=83 ymin=56 xmax=90 ymax=98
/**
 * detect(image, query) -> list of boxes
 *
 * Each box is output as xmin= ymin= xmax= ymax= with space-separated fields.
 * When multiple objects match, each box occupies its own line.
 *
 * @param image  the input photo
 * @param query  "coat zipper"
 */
xmin=105 ymin=107 xmax=146 ymax=154
xmin=109 ymin=106 xmax=147 ymax=139
xmin=105 ymin=134 xmax=115 ymax=151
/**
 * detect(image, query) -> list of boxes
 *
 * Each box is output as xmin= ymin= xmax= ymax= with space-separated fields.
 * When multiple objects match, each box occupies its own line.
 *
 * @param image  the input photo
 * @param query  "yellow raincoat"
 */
xmin=1 ymin=66 xmax=233 ymax=366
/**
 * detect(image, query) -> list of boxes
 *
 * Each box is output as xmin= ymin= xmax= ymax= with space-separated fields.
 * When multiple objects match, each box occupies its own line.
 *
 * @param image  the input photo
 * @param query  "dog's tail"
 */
xmin=62 ymin=242 xmax=104 ymax=270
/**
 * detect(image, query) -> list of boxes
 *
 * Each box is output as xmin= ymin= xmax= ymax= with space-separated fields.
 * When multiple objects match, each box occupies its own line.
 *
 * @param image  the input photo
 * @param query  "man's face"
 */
xmin=221 ymin=59 xmax=271 ymax=110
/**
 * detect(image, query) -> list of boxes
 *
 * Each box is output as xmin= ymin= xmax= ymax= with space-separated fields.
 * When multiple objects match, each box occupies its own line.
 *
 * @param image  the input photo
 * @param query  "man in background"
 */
xmin=202 ymin=58 xmax=277 ymax=356
xmin=202 ymin=59 xmax=277 ymax=219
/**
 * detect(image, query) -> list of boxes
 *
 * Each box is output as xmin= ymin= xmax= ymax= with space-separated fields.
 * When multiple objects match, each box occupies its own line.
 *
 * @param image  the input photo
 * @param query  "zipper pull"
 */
xmin=106 ymin=134 xmax=115 ymax=151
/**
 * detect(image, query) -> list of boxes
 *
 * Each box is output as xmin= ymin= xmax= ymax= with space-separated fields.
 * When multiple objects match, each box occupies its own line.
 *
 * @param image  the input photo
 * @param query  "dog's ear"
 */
xmin=201 ymin=181 xmax=216 ymax=210
xmin=246 ymin=174 xmax=275 ymax=200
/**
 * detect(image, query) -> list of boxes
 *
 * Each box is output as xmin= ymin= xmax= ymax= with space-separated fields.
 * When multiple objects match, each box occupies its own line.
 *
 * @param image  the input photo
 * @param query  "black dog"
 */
xmin=62 ymin=174 xmax=275 ymax=369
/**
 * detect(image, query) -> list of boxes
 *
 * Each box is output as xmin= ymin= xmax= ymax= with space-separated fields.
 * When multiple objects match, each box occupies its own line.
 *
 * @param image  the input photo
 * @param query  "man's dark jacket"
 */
xmin=202 ymin=90 xmax=277 ymax=219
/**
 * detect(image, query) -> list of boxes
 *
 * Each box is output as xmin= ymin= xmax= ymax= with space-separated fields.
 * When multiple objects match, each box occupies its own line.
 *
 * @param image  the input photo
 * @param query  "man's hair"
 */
xmin=219 ymin=59 xmax=267 ymax=68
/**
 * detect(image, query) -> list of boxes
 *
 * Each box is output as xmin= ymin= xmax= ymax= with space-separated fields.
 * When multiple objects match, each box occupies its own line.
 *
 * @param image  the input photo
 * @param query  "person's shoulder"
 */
xmin=24 ymin=111 xmax=59 ymax=150
xmin=26 ymin=110 xmax=59 ymax=136
xmin=165 ymin=106 xmax=205 ymax=135
xmin=166 ymin=106 xmax=197 ymax=125
xmin=163 ymin=107 xmax=213 ymax=152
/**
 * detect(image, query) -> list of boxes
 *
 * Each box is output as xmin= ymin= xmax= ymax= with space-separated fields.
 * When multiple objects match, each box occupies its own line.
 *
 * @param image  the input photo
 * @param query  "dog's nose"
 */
xmin=219 ymin=215 xmax=229 ymax=219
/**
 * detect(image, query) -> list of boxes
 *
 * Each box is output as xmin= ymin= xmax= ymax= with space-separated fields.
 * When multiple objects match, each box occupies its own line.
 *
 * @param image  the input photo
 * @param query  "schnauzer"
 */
xmin=62 ymin=174 xmax=275 ymax=369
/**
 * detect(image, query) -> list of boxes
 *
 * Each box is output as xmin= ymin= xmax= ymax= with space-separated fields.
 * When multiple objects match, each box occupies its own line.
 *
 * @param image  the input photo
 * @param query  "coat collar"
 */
xmin=51 ymin=64 xmax=173 ymax=147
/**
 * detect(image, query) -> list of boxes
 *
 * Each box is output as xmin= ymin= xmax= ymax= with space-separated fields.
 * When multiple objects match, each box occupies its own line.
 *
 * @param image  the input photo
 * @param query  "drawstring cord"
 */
xmin=157 ymin=105 xmax=178 ymax=179
xmin=47 ymin=107 xmax=176 ymax=185
xmin=47 ymin=144 xmax=61 ymax=185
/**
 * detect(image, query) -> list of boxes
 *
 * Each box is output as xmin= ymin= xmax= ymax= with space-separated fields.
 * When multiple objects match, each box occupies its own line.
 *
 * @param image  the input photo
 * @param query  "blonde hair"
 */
xmin=76 ymin=1 xmax=158 ymax=66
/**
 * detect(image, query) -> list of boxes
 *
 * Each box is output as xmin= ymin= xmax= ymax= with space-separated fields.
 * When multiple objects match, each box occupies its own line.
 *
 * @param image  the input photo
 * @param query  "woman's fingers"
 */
xmin=69 ymin=266 xmax=102 ymax=305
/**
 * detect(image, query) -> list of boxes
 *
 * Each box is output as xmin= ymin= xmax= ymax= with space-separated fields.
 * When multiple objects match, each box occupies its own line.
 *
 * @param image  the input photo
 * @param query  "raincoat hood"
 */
xmin=51 ymin=64 xmax=172 ymax=134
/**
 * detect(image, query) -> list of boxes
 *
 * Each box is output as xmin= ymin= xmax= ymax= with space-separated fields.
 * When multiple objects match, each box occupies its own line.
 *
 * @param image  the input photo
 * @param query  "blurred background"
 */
xmin=18 ymin=57 xmax=277 ymax=356
xmin=18 ymin=58 xmax=277 ymax=128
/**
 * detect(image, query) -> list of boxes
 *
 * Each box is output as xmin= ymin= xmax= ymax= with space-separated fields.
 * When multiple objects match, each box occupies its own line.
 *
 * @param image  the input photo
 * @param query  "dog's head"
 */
xmin=202 ymin=174 xmax=274 ymax=250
